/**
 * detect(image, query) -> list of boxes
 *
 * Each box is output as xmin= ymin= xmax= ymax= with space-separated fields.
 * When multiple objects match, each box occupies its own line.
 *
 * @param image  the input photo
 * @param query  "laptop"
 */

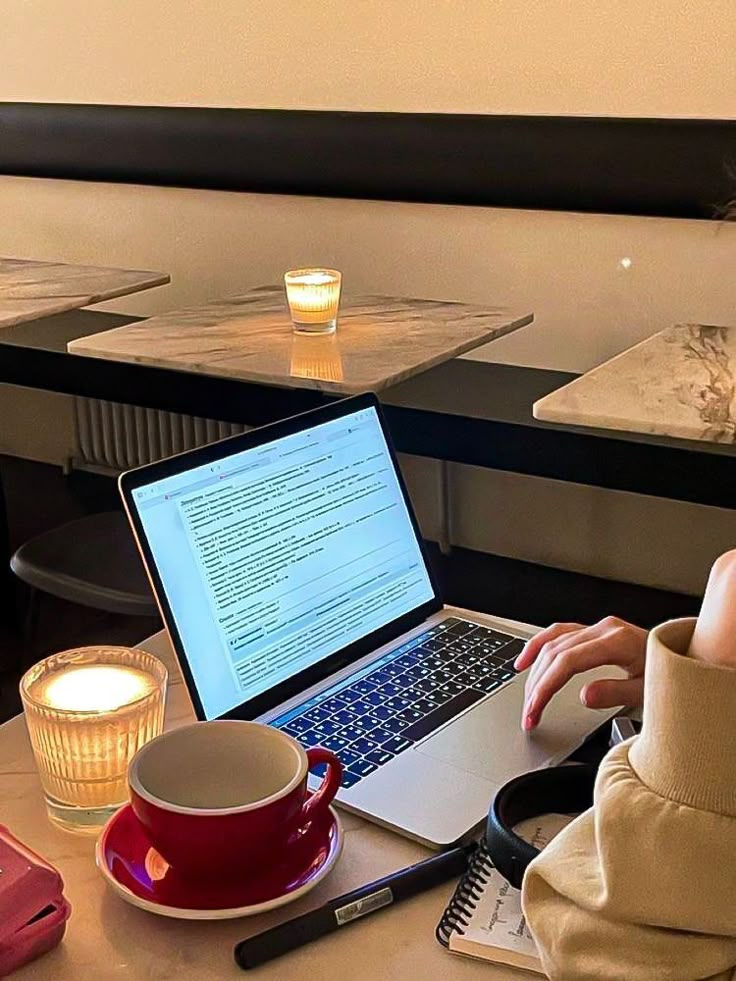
xmin=120 ymin=393 xmax=617 ymax=847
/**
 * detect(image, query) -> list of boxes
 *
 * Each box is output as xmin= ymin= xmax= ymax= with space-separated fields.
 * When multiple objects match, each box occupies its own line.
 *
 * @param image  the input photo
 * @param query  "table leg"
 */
xmin=436 ymin=459 xmax=453 ymax=556
xmin=0 ymin=468 xmax=18 ymax=635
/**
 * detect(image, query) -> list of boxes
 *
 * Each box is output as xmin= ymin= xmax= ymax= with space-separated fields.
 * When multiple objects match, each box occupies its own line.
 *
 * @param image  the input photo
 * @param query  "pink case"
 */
xmin=0 ymin=825 xmax=71 ymax=976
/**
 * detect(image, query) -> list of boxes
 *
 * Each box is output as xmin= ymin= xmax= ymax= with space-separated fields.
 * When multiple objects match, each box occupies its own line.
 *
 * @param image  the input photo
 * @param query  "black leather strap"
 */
xmin=486 ymin=763 xmax=598 ymax=889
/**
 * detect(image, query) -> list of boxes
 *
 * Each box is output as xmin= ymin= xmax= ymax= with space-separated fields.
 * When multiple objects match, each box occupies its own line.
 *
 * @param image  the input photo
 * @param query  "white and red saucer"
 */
xmin=95 ymin=802 xmax=343 ymax=920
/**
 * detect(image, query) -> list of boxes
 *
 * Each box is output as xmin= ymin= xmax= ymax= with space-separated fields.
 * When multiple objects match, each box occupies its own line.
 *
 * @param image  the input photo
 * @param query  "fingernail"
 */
xmin=523 ymin=712 xmax=536 ymax=731
xmin=513 ymin=656 xmax=522 ymax=669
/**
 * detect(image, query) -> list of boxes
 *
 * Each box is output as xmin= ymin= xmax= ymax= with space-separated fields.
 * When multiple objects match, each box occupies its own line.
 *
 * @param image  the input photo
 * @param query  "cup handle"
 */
xmin=301 ymin=747 xmax=343 ymax=824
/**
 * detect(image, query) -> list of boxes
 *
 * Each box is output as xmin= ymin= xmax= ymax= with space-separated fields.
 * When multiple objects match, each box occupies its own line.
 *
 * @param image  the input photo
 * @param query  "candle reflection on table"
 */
xmin=290 ymin=331 xmax=344 ymax=382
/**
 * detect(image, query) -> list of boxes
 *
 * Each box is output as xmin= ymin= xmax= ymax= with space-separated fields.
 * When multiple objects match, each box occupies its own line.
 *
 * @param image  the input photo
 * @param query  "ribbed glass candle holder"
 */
xmin=21 ymin=646 xmax=167 ymax=833
xmin=284 ymin=268 xmax=342 ymax=333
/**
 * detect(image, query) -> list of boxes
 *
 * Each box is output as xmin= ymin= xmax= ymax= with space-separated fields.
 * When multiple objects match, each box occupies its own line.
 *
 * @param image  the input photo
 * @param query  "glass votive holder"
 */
xmin=284 ymin=268 xmax=342 ymax=334
xmin=20 ymin=646 xmax=167 ymax=834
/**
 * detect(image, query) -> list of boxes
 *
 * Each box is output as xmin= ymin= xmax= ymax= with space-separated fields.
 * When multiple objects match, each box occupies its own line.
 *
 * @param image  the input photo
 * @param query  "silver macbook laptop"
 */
xmin=120 ymin=393 xmax=616 ymax=847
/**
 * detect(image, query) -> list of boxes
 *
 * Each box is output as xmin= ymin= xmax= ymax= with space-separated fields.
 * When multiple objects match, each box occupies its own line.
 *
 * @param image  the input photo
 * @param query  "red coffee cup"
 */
xmin=128 ymin=721 xmax=342 ymax=880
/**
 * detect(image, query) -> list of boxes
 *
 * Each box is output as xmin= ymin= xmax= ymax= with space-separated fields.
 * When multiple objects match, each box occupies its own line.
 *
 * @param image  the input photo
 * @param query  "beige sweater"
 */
xmin=522 ymin=619 xmax=736 ymax=981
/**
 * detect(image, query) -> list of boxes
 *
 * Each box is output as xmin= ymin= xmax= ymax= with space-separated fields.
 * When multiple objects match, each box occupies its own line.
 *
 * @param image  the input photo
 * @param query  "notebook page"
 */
xmin=449 ymin=814 xmax=573 ymax=970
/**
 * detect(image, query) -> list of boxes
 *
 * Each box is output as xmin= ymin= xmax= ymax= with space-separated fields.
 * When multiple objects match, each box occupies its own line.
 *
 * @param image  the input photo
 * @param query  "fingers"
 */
xmin=514 ymin=623 xmax=583 ymax=672
xmin=523 ymin=636 xmax=615 ymax=730
xmin=524 ymin=626 xmax=592 ymax=697
xmin=580 ymin=676 xmax=645 ymax=710
xmin=519 ymin=617 xmax=647 ymax=731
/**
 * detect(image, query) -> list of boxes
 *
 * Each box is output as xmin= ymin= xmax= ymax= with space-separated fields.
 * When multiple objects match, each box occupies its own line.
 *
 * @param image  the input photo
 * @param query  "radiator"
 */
xmin=71 ymin=398 xmax=248 ymax=474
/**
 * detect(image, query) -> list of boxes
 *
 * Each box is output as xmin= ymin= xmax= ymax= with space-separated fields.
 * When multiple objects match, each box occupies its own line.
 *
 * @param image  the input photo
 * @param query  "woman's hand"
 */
xmin=688 ymin=549 xmax=736 ymax=668
xmin=514 ymin=616 xmax=647 ymax=731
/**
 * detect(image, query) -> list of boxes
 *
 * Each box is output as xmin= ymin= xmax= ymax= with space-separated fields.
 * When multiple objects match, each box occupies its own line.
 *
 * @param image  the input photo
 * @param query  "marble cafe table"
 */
xmin=0 ymin=306 xmax=733 ymax=510
xmin=2 ymin=631 xmax=521 ymax=981
xmin=67 ymin=286 xmax=533 ymax=395
xmin=534 ymin=323 xmax=736 ymax=444
xmin=0 ymin=257 xmax=169 ymax=329
xmin=0 ymin=256 xmax=169 ymax=636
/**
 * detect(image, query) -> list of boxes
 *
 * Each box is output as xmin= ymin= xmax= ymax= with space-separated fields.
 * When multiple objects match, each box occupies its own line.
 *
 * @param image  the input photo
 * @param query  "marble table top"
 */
xmin=533 ymin=324 xmax=736 ymax=444
xmin=0 ymin=257 xmax=169 ymax=329
xmin=3 ymin=631 xmax=520 ymax=981
xmin=67 ymin=286 xmax=533 ymax=394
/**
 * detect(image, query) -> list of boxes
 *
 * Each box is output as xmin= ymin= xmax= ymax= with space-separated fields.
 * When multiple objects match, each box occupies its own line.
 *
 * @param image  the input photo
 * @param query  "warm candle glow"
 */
xmin=296 ymin=272 xmax=334 ymax=287
xmin=21 ymin=647 xmax=167 ymax=833
xmin=37 ymin=665 xmax=156 ymax=712
xmin=290 ymin=332 xmax=344 ymax=382
xmin=284 ymin=268 xmax=342 ymax=333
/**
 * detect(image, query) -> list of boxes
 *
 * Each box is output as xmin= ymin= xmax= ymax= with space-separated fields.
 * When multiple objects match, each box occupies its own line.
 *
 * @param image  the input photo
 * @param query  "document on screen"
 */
xmin=175 ymin=419 xmax=432 ymax=701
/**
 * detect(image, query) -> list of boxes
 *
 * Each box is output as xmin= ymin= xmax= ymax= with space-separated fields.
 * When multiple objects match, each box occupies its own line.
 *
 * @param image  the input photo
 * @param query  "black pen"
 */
xmin=234 ymin=842 xmax=477 ymax=970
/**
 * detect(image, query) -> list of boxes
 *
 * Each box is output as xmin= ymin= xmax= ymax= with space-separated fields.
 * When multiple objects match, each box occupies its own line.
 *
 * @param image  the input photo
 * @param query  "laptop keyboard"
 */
xmin=271 ymin=618 xmax=523 ymax=790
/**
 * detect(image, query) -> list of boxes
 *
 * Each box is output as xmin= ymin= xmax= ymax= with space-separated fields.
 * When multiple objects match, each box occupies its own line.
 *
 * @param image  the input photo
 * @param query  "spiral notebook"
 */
xmin=436 ymin=815 xmax=572 ymax=975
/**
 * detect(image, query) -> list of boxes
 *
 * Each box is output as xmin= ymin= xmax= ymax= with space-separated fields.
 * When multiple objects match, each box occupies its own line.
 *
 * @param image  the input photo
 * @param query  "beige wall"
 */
xmin=2 ymin=181 xmax=734 ymax=374
xmin=2 ymin=0 xmax=734 ymax=116
xmin=1 ymin=0 xmax=735 ymax=596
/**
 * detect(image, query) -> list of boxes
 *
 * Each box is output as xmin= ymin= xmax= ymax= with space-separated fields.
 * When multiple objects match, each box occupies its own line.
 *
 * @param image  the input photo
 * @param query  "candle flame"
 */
xmin=297 ymin=273 xmax=333 ymax=286
xmin=39 ymin=665 xmax=155 ymax=712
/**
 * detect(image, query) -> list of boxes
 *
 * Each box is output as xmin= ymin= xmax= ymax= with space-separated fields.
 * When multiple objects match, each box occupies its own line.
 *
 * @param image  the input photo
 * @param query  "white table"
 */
xmin=0 ymin=258 xmax=169 ymax=329
xmin=2 ymin=632 xmax=523 ymax=980
xmin=67 ymin=287 xmax=532 ymax=395
xmin=533 ymin=323 xmax=736 ymax=444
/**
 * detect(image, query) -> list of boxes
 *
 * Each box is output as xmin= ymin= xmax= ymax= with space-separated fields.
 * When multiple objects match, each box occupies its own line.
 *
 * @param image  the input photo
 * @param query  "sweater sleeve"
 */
xmin=521 ymin=618 xmax=736 ymax=981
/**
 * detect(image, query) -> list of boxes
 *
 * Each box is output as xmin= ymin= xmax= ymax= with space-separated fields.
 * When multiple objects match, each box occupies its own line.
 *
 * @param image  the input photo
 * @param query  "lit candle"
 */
xmin=284 ymin=268 xmax=342 ymax=333
xmin=37 ymin=664 xmax=156 ymax=712
xmin=21 ymin=647 xmax=167 ymax=833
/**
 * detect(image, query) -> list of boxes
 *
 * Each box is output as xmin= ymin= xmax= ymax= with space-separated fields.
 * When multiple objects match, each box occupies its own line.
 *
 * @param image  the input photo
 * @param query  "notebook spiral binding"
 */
xmin=435 ymin=838 xmax=495 ymax=948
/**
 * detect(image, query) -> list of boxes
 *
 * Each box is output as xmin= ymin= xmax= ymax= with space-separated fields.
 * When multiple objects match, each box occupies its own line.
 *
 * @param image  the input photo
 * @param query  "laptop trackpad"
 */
xmin=415 ymin=672 xmax=615 ymax=782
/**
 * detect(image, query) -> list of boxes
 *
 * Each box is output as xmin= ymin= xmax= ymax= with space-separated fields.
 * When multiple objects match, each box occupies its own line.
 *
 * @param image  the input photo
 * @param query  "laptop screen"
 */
xmin=129 ymin=404 xmax=435 ymax=720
